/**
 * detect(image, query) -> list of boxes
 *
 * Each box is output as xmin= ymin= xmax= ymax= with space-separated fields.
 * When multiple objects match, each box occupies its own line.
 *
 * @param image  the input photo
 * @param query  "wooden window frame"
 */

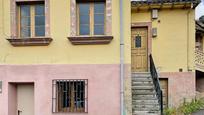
xmin=52 ymin=79 xmax=88 ymax=113
xmin=8 ymin=0 xmax=52 ymax=46
xmin=17 ymin=3 xmax=45 ymax=38
xmin=68 ymin=0 xmax=113 ymax=45
xmin=76 ymin=2 xmax=106 ymax=36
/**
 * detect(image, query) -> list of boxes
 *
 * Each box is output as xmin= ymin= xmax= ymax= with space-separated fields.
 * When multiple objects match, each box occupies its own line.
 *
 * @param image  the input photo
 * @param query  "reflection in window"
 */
xmin=20 ymin=5 xmax=31 ymax=38
xmin=79 ymin=4 xmax=90 ymax=35
xmin=135 ymin=35 xmax=141 ymax=48
xmin=78 ymin=2 xmax=105 ymax=35
xmin=35 ymin=5 xmax=45 ymax=36
xmin=94 ymin=3 xmax=105 ymax=35
xmin=18 ymin=3 xmax=45 ymax=38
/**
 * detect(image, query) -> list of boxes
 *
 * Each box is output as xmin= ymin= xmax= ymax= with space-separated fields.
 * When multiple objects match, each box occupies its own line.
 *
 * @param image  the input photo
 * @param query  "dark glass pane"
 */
xmin=135 ymin=35 xmax=141 ymax=48
xmin=35 ymin=16 xmax=45 ymax=26
xmin=94 ymin=14 xmax=104 ymax=24
xmin=80 ymin=25 xmax=89 ymax=35
xmin=79 ymin=15 xmax=89 ymax=24
xmin=35 ymin=4 xmax=45 ymax=15
xmin=94 ymin=3 xmax=105 ymax=14
xmin=21 ymin=27 xmax=30 ymax=37
xmin=21 ymin=17 xmax=30 ymax=27
xmin=94 ymin=25 xmax=104 ymax=35
xmin=35 ymin=26 xmax=45 ymax=36
xmin=21 ymin=5 xmax=30 ymax=17
xmin=79 ymin=4 xmax=90 ymax=14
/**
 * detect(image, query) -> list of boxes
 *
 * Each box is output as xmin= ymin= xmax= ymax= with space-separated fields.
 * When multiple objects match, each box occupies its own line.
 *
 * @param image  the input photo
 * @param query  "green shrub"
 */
xmin=164 ymin=108 xmax=177 ymax=115
xmin=163 ymin=98 xmax=204 ymax=115
xmin=178 ymin=98 xmax=204 ymax=115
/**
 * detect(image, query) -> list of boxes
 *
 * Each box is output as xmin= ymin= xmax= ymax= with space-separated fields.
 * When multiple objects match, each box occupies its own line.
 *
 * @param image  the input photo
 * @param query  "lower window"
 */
xmin=52 ymin=79 xmax=88 ymax=113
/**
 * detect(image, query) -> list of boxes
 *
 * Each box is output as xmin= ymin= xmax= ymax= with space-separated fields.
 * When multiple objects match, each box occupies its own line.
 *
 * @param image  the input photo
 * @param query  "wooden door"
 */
xmin=159 ymin=79 xmax=168 ymax=109
xmin=131 ymin=27 xmax=148 ymax=72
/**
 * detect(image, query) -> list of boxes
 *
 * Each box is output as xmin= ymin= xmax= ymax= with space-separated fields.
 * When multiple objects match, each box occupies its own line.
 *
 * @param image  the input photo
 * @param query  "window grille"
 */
xmin=52 ymin=79 xmax=88 ymax=113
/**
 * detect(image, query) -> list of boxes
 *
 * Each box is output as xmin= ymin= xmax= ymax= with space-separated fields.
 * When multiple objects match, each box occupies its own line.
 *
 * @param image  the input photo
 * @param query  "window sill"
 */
xmin=67 ymin=36 xmax=113 ymax=45
xmin=6 ymin=37 xmax=53 ymax=46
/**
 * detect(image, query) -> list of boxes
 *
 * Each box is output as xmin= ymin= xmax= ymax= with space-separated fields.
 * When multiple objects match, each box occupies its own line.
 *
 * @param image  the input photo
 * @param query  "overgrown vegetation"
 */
xmin=164 ymin=107 xmax=177 ymax=115
xmin=164 ymin=98 xmax=204 ymax=115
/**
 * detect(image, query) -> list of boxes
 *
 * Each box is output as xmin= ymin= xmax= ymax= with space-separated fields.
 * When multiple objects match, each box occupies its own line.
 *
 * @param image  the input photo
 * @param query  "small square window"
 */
xmin=135 ymin=35 xmax=141 ymax=48
xmin=52 ymin=80 xmax=88 ymax=113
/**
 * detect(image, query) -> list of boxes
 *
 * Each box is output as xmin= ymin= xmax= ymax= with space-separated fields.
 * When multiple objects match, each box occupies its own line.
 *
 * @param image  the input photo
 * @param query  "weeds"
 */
xmin=164 ymin=98 xmax=204 ymax=115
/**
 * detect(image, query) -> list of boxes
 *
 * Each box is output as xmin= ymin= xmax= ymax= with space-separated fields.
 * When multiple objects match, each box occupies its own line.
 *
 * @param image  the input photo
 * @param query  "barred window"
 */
xmin=52 ymin=80 xmax=88 ymax=113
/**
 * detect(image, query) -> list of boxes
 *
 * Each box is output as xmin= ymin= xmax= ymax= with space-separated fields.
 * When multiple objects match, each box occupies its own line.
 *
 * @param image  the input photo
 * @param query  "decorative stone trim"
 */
xmin=70 ymin=0 xmax=112 ymax=36
xmin=7 ymin=37 xmax=53 ymax=46
xmin=10 ymin=0 xmax=50 ymax=37
xmin=68 ymin=36 xmax=113 ymax=45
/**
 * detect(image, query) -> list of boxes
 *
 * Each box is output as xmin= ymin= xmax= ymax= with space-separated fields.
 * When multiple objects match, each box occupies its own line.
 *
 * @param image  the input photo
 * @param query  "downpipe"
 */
xmin=119 ymin=0 xmax=125 ymax=115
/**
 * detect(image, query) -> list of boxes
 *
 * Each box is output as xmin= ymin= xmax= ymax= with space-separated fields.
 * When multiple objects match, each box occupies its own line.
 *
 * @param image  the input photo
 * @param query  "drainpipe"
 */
xmin=119 ymin=0 xmax=124 ymax=114
xmin=186 ymin=6 xmax=191 ymax=71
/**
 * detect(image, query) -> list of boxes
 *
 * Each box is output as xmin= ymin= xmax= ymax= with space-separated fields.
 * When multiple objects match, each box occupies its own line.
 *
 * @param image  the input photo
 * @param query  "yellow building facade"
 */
xmin=0 ymin=0 xmax=200 ymax=115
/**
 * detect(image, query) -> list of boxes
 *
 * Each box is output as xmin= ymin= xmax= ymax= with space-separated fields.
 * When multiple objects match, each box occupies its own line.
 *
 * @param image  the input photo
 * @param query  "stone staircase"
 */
xmin=132 ymin=72 xmax=160 ymax=115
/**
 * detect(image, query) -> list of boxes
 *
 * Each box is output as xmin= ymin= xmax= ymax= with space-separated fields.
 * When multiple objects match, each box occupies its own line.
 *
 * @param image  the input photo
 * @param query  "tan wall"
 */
xmin=132 ymin=9 xmax=195 ymax=72
xmin=0 ymin=0 xmax=131 ymax=64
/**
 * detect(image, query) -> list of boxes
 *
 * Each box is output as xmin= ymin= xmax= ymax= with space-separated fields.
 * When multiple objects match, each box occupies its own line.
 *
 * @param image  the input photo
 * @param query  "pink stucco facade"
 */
xmin=160 ymin=72 xmax=196 ymax=107
xmin=0 ymin=64 xmax=120 ymax=115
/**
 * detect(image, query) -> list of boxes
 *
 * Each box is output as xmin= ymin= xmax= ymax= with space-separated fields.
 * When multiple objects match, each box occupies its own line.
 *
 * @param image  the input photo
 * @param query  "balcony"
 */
xmin=195 ymin=49 xmax=204 ymax=72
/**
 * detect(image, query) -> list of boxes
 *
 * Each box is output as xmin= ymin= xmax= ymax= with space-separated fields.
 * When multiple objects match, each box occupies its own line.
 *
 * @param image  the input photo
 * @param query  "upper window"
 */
xmin=77 ymin=2 xmax=105 ymax=36
xmin=18 ymin=3 xmax=45 ymax=38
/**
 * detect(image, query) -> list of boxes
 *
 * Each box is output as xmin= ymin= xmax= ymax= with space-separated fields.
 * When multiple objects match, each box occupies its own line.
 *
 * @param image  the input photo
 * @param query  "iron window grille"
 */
xmin=52 ymin=79 xmax=88 ymax=113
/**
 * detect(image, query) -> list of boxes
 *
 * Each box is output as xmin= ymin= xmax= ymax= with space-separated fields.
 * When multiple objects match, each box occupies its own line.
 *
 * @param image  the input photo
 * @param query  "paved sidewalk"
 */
xmin=192 ymin=110 xmax=204 ymax=115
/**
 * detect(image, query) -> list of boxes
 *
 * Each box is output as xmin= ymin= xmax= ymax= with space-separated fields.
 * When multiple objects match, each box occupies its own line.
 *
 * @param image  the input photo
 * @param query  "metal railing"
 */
xmin=149 ymin=54 xmax=163 ymax=115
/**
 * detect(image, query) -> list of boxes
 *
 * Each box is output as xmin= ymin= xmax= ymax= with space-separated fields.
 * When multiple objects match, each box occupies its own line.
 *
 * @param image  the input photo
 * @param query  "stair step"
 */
xmin=132 ymin=72 xmax=151 ymax=77
xmin=132 ymin=81 xmax=153 ymax=86
xmin=132 ymin=77 xmax=152 ymax=82
xmin=133 ymin=106 xmax=160 ymax=111
xmin=133 ymin=104 xmax=160 ymax=109
xmin=132 ymin=89 xmax=156 ymax=95
xmin=132 ymin=86 xmax=154 ymax=90
xmin=132 ymin=96 xmax=157 ymax=100
xmin=133 ymin=94 xmax=157 ymax=99
xmin=133 ymin=111 xmax=160 ymax=115
xmin=131 ymin=73 xmax=160 ymax=115
xmin=132 ymin=100 xmax=159 ymax=105
xmin=132 ymin=75 xmax=152 ymax=78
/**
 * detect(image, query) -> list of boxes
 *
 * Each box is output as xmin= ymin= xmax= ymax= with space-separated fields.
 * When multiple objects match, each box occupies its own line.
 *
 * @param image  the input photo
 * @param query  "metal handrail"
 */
xmin=149 ymin=54 xmax=163 ymax=115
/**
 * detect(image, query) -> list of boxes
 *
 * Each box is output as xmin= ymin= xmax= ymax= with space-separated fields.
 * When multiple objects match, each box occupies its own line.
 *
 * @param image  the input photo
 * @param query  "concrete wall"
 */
xmin=0 ymin=0 xmax=132 ymax=115
xmin=0 ymin=0 xmax=131 ymax=64
xmin=132 ymin=9 xmax=195 ymax=72
xmin=160 ymin=72 xmax=196 ymax=107
xmin=131 ymin=8 xmax=196 ymax=107
xmin=0 ymin=0 xmax=197 ymax=113
xmin=0 ymin=65 xmax=120 ymax=115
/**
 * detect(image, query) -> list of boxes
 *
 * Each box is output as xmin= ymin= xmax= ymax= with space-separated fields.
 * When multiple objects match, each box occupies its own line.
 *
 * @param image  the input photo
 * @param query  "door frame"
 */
xmin=131 ymin=22 xmax=152 ymax=72
xmin=8 ymin=82 xmax=35 ymax=115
